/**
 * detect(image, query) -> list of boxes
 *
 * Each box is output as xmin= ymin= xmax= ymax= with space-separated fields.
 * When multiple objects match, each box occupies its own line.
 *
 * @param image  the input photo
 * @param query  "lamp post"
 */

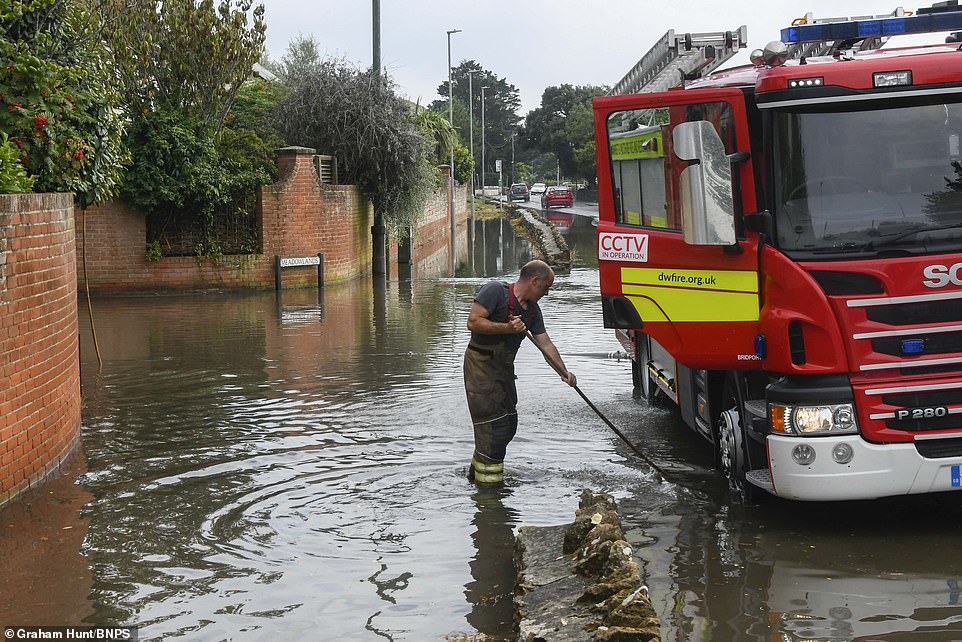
xmin=372 ymin=0 xmax=380 ymax=78
xmin=446 ymin=28 xmax=461 ymax=273
xmin=466 ymin=69 xmax=478 ymax=225
xmin=370 ymin=0 xmax=385 ymax=275
xmin=510 ymin=131 xmax=516 ymax=187
xmin=480 ymin=85 xmax=489 ymax=201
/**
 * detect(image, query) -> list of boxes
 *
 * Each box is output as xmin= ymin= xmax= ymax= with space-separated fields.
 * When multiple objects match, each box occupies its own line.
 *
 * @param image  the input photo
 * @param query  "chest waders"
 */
xmin=464 ymin=284 xmax=520 ymax=485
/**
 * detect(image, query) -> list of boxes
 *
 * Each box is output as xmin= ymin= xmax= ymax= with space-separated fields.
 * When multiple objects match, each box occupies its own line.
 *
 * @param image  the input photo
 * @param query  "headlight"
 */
xmin=769 ymin=403 xmax=858 ymax=436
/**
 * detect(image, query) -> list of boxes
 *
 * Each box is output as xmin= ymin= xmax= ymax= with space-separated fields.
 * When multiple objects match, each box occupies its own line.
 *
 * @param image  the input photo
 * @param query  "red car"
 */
xmin=541 ymin=186 xmax=573 ymax=209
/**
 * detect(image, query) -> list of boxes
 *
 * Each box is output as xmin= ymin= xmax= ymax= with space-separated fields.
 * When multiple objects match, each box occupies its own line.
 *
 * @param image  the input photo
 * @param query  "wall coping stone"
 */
xmin=276 ymin=146 xmax=317 ymax=155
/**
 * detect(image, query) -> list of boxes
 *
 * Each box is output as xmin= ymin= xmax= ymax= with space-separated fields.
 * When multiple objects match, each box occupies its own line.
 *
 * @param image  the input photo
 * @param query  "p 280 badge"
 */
xmin=895 ymin=406 xmax=949 ymax=421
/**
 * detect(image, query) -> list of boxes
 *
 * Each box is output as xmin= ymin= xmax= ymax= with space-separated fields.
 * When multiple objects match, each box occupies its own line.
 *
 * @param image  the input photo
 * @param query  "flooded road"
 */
xmin=3 ymin=215 xmax=962 ymax=640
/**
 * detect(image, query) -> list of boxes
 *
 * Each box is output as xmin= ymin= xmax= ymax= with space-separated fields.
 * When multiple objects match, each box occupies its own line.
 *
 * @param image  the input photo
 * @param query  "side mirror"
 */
xmin=673 ymin=121 xmax=737 ymax=245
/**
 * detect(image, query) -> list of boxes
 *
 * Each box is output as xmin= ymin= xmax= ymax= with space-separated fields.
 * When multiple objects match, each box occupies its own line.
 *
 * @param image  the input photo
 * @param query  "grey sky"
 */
xmin=260 ymin=1 xmax=926 ymax=114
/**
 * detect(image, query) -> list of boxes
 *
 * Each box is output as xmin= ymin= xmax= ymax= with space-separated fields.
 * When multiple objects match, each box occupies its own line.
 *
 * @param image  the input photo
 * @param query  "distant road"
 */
xmin=503 ymin=194 xmax=599 ymax=220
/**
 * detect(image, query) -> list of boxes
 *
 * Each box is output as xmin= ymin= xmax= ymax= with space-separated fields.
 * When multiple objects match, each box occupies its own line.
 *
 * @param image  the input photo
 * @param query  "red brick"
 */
xmin=0 ymin=194 xmax=81 ymax=508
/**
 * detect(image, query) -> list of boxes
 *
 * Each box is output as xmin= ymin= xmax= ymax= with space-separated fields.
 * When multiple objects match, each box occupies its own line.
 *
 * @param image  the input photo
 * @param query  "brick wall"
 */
xmin=76 ymin=147 xmax=469 ymax=292
xmin=77 ymin=147 xmax=373 ymax=291
xmin=0 ymin=193 xmax=81 ymax=507
xmin=260 ymin=147 xmax=372 ymax=283
xmin=400 ymin=176 xmax=469 ymax=278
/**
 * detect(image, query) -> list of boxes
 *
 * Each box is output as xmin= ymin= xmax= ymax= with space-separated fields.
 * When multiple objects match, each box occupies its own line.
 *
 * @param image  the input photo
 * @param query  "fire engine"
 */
xmin=594 ymin=3 xmax=962 ymax=501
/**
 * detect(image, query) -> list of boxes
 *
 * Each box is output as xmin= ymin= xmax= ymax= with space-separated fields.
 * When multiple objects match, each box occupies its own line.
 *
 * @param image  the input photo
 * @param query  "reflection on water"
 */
xmin=3 ymin=212 xmax=962 ymax=640
xmin=0 ymin=452 xmax=94 ymax=625
xmin=465 ymin=488 xmax=517 ymax=642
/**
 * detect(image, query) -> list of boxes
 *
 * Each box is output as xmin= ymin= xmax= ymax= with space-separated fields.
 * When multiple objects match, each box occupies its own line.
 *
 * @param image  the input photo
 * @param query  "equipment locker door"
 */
xmin=595 ymin=88 xmax=762 ymax=370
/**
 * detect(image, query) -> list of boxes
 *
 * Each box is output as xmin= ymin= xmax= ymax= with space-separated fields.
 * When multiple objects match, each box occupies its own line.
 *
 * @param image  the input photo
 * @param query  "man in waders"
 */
xmin=464 ymin=260 xmax=577 ymax=485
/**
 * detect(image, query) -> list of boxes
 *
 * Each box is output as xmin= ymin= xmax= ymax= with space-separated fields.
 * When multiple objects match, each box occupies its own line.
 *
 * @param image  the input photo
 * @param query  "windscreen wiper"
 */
xmin=863 ymin=223 xmax=962 ymax=251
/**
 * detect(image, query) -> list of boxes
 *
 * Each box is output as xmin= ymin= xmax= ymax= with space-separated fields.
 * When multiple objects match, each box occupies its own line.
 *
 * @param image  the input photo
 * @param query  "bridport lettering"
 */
xmin=598 ymin=232 xmax=649 ymax=263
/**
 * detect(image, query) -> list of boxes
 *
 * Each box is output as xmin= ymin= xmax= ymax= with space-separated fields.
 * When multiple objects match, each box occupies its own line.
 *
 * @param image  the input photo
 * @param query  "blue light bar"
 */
xmin=782 ymin=11 xmax=962 ymax=45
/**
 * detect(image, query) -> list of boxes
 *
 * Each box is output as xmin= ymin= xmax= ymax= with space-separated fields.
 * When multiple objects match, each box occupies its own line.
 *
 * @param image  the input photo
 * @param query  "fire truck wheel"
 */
xmin=718 ymin=409 xmax=754 ymax=502
xmin=633 ymin=337 xmax=663 ymax=406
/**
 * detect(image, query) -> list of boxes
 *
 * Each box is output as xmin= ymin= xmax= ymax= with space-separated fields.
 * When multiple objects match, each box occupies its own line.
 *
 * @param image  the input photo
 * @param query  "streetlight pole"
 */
xmin=446 ymin=29 xmax=461 ymax=273
xmin=467 ymin=70 xmax=477 ymax=226
xmin=510 ymin=132 xmax=516 ymax=187
xmin=372 ymin=0 xmax=380 ymax=78
xmin=371 ymin=0 xmax=385 ymax=275
xmin=480 ymin=85 xmax=488 ymax=201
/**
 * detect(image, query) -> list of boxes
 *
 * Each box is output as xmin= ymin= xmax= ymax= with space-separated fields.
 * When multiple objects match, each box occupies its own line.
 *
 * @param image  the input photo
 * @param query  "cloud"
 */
xmin=260 ymin=1 xmax=932 ymax=114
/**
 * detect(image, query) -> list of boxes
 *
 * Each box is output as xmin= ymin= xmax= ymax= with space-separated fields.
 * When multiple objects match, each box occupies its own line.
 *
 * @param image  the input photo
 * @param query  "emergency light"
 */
xmin=781 ymin=10 xmax=962 ymax=45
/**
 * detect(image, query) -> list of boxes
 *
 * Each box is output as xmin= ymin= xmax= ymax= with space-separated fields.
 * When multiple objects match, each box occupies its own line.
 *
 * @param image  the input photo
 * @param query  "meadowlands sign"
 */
xmin=279 ymin=256 xmax=321 ymax=268
xmin=275 ymin=254 xmax=324 ymax=290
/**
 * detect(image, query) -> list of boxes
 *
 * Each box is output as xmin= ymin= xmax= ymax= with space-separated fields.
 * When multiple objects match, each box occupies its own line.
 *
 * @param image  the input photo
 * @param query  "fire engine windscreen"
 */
xmin=773 ymin=99 xmax=962 ymax=257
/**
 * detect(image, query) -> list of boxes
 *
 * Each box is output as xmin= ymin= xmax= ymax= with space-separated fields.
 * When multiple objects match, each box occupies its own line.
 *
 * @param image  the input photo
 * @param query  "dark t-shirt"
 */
xmin=471 ymin=280 xmax=546 ymax=352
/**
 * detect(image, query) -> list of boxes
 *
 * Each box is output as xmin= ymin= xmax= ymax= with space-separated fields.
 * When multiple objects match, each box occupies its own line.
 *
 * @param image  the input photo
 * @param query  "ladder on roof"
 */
xmin=611 ymin=26 xmax=747 ymax=96
xmin=784 ymin=7 xmax=908 ymax=60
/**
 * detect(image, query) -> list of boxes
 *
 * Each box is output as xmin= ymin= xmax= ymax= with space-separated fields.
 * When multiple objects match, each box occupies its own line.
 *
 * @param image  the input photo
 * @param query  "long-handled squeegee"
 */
xmin=525 ymin=332 xmax=670 ymax=483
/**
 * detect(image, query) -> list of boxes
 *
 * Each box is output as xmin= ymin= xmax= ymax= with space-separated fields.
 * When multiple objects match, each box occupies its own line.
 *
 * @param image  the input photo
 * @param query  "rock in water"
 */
xmin=515 ymin=489 xmax=661 ymax=641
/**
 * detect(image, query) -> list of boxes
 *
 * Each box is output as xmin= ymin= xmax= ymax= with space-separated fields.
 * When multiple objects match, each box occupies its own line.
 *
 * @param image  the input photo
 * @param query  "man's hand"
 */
xmin=562 ymin=370 xmax=577 ymax=387
xmin=507 ymin=314 xmax=526 ymax=334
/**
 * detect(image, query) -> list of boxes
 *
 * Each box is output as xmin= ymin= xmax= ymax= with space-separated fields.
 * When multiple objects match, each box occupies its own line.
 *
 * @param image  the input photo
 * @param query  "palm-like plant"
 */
xmin=414 ymin=106 xmax=456 ymax=166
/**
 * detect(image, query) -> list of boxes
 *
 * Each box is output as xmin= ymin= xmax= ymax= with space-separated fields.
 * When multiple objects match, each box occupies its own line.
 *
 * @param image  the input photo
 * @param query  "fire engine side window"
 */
xmin=606 ymin=102 xmax=738 ymax=230
xmin=607 ymin=108 xmax=670 ymax=228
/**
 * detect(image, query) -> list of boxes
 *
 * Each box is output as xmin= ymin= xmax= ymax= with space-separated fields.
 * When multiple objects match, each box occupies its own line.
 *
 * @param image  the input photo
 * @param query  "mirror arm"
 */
xmin=728 ymin=151 xmax=751 ymax=164
xmin=744 ymin=210 xmax=773 ymax=237
xmin=723 ymin=243 xmax=744 ymax=255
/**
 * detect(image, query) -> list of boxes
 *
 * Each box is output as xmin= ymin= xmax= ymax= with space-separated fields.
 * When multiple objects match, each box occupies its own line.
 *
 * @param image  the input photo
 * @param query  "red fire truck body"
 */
xmin=594 ymin=8 xmax=962 ymax=501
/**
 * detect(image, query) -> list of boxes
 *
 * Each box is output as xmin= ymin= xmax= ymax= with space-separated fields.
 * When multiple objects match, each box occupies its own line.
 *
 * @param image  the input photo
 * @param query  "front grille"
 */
xmin=916 ymin=437 xmax=962 ymax=458
xmin=887 ymin=415 xmax=962 ymax=432
xmin=873 ymin=332 xmax=962 ymax=356
xmin=900 ymin=364 xmax=962 ymax=376
xmin=867 ymin=298 xmax=962 ymax=325
xmin=882 ymin=389 xmax=962 ymax=407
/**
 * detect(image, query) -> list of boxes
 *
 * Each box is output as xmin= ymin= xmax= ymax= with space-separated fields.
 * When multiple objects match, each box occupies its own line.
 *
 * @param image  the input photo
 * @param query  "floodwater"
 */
xmin=3 ymin=214 xmax=962 ymax=640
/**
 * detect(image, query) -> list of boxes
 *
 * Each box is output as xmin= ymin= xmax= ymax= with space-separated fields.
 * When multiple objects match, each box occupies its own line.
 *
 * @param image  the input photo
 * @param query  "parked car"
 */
xmin=541 ymin=186 xmax=573 ymax=209
xmin=508 ymin=183 xmax=529 ymax=202
xmin=530 ymin=182 xmax=547 ymax=196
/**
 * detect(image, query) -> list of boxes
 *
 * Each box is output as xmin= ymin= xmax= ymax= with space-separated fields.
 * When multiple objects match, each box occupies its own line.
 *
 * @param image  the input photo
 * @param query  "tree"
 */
xmin=565 ymin=102 xmax=597 ymax=180
xmin=414 ymin=106 xmax=474 ymax=185
xmin=274 ymin=38 xmax=434 ymax=237
xmin=432 ymin=60 xmax=522 ymax=185
xmin=0 ymin=133 xmax=35 ymax=193
xmin=100 ymin=0 xmax=266 ymax=132
xmin=101 ymin=0 xmax=272 ymax=257
xmin=452 ymin=141 xmax=474 ymax=185
xmin=414 ymin=107 xmax=455 ymax=169
xmin=0 ymin=0 xmax=127 ymax=203
xmin=513 ymin=161 xmax=534 ymax=186
xmin=524 ymin=84 xmax=607 ymax=182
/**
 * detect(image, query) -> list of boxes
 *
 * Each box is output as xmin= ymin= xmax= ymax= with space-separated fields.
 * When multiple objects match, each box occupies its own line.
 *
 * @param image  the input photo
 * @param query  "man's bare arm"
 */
xmin=531 ymin=332 xmax=577 ymax=386
xmin=466 ymin=302 xmax=525 ymax=335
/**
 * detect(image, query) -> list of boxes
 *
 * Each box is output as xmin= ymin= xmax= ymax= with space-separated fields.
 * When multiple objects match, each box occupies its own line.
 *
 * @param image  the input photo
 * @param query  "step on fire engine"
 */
xmin=595 ymin=2 xmax=962 ymax=501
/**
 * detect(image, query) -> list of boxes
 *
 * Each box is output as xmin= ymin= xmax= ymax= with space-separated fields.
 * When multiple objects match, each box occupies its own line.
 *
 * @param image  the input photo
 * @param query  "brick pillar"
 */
xmin=276 ymin=146 xmax=317 ymax=182
xmin=0 ymin=193 xmax=81 ymax=507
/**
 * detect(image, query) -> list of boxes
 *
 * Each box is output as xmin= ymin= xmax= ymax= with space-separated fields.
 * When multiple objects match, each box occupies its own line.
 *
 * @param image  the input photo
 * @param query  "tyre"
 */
xmin=717 ymin=376 xmax=757 ymax=503
xmin=633 ymin=335 xmax=662 ymax=407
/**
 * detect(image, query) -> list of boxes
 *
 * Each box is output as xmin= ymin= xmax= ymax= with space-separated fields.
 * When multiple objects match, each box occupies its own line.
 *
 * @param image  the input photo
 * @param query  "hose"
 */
xmin=524 ymin=331 xmax=672 ymax=483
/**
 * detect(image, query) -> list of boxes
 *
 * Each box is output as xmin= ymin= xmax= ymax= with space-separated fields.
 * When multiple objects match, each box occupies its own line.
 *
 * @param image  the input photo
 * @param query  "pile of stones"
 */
xmin=514 ymin=489 xmax=661 ymax=642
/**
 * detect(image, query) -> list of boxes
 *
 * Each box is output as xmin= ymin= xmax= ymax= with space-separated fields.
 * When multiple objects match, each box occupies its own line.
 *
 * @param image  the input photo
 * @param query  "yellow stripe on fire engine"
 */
xmin=621 ymin=267 xmax=759 ymax=322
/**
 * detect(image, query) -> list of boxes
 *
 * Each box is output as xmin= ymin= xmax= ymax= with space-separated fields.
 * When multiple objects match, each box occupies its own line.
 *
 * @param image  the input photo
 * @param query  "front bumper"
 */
xmin=766 ymin=434 xmax=962 ymax=501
